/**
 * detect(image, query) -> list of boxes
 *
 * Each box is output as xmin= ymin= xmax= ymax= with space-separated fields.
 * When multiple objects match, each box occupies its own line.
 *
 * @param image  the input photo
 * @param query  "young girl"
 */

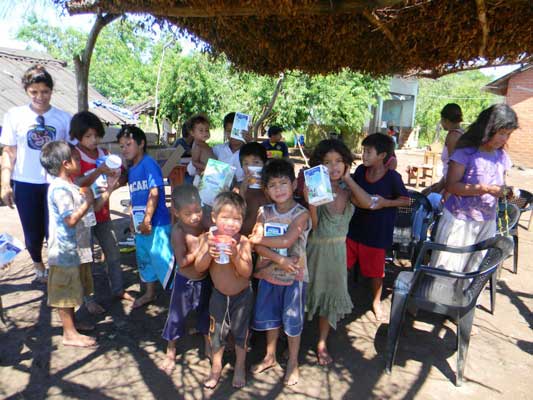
xmin=305 ymin=139 xmax=375 ymax=365
xmin=71 ymin=111 xmax=134 ymax=312
xmin=431 ymin=104 xmax=518 ymax=272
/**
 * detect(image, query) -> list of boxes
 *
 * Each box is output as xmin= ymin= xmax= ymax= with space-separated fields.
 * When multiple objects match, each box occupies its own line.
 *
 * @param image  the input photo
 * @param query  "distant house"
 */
xmin=0 ymin=47 xmax=133 ymax=129
xmin=483 ymin=65 xmax=533 ymax=168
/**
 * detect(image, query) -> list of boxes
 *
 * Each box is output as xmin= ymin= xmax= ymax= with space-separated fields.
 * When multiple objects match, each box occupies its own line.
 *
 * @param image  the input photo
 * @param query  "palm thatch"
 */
xmin=65 ymin=0 xmax=533 ymax=77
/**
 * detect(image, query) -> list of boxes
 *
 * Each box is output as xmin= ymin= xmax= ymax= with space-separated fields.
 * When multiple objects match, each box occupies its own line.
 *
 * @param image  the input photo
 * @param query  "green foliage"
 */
xmin=415 ymin=71 xmax=499 ymax=143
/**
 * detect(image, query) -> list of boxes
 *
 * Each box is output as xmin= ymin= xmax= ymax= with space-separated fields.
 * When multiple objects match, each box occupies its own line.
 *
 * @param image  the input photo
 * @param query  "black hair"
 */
xmin=309 ymin=139 xmax=354 ymax=167
xmin=239 ymin=142 xmax=267 ymax=166
xmin=223 ymin=112 xmax=236 ymax=128
xmin=212 ymin=191 xmax=246 ymax=219
xmin=40 ymin=141 xmax=72 ymax=177
xmin=455 ymin=104 xmax=518 ymax=150
xmin=189 ymin=114 xmax=210 ymax=130
xmin=70 ymin=111 xmax=105 ymax=141
xmin=181 ymin=119 xmax=192 ymax=138
xmin=267 ymin=125 xmax=284 ymax=138
xmin=116 ymin=125 xmax=147 ymax=153
xmin=22 ymin=65 xmax=54 ymax=90
xmin=171 ymin=184 xmax=201 ymax=211
xmin=361 ymin=133 xmax=395 ymax=163
xmin=261 ymin=158 xmax=295 ymax=186
xmin=440 ymin=103 xmax=463 ymax=123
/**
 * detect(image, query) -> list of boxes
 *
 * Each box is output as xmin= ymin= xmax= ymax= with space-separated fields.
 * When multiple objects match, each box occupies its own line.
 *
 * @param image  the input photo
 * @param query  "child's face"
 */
xmin=485 ymin=128 xmax=513 ymax=150
xmin=223 ymin=123 xmax=232 ymax=141
xmin=241 ymin=155 xmax=264 ymax=175
xmin=213 ymin=204 xmax=243 ymax=236
xmin=191 ymin=122 xmax=210 ymax=143
xmin=265 ymin=176 xmax=295 ymax=205
xmin=322 ymin=150 xmax=346 ymax=181
xmin=362 ymin=146 xmax=386 ymax=167
xmin=270 ymin=133 xmax=282 ymax=143
xmin=175 ymin=202 xmax=203 ymax=228
xmin=66 ymin=150 xmax=81 ymax=175
xmin=119 ymin=136 xmax=143 ymax=161
xmin=79 ymin=128 xmax=100 ymax=151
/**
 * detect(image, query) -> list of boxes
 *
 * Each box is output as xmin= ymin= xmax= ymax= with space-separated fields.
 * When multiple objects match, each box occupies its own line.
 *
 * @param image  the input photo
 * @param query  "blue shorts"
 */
xmin=162 ymin=272 xmax=212 ymax=341
xmin=135 ymin=224 xmax=174 ymax=289
xmin=252 ymin=279 xmax=306 ymax=337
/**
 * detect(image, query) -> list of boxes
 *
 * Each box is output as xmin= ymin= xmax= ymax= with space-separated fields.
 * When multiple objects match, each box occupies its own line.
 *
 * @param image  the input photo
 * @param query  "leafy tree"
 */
xmin=415 ymin=71 xmax=498 ymax=143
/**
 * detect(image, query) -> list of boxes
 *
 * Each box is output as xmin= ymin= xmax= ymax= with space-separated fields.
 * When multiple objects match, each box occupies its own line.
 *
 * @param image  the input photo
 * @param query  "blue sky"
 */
xmin=0 ymin=2 xmax=519 ymax=79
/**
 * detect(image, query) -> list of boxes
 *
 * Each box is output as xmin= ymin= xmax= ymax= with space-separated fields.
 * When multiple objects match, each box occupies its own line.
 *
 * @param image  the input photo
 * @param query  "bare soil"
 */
xmin=1 ymin=150 xmax=532 ymax=399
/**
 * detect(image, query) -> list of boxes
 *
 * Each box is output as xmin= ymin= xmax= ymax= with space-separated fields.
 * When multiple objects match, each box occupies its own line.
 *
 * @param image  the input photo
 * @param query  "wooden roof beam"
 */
xmin=67 ymin=0 xmax=406 ymax=17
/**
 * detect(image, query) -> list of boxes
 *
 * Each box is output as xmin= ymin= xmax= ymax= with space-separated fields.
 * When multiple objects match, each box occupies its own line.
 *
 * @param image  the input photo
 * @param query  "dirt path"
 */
xmin=1 ymin=151 xmax=532 ymax=399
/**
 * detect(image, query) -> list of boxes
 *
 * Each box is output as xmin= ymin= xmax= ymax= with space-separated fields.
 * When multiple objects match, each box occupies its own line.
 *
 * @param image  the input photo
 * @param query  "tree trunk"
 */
xmin=252 ymin=73 xmax=284 ymax=140
xmin=73 ymin=13 xmax=120 ymax=112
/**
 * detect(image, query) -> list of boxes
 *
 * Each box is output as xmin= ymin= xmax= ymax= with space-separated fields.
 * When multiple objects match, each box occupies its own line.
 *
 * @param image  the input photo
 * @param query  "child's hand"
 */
xmin=106 ymin=174 xmax=120 ymax=192
xmin=342 ymin=164 xmax=353 ymax=182
xmin=97 ymin=163 xmax=113 ymax=176
xmin=139 ymin=217 xmax=152 ymax=235
xmin=278 ymin=256 xmax=299 ymax=274
xmin=207 ymin=231 xmax=219 ymax=259
xmin=248 ymin=226 xmax=263 ymax=245
xmin=227 ymin=237 xmax=239 ymax=259
xmin=80 ymin=187 xmax=95 ymax=205
xmin=370 ymin=194 xmax=387 ymax=210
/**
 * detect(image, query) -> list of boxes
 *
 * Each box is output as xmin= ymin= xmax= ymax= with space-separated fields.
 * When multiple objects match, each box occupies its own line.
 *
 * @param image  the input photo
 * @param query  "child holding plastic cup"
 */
xmin=195 ymin=192 xmax=253 ymax=389
xmin=239 ymin=142 xmax=269 ymax=236
xmin=70 ymin=111 xmax=134 ymax=313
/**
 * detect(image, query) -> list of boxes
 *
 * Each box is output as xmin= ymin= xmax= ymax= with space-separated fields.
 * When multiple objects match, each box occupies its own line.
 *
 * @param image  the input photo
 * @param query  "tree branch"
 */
xmin=252 ymin=73 xmax=284 ymax=139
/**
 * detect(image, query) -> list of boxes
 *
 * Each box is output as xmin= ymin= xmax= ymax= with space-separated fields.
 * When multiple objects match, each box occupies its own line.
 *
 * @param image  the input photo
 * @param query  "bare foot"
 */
xmin=284 ymin=360 xmax=299 ymax=386
xmin=232 ymin=366 xmax=246 ymax=388
xmin=132 ymin=293 xmax=156 ymax=309
xmin=252 ymin=356 xmax=278 ymax=374
xmin=204 ymin=369 xmax=221 ymax=389
xmin=203 ymin=336 xmax=212 ymax=362
xmin=115 ymin=291 xmax=136 ymax=302
xmin=317 ymin=347 xmax=333 ymax=366
xmin=158 ymin=356 xmax=176 ymax=375
xmin=86 ymin=301 xmax=105 ymax=315
xmin=372 ymin=302 xmax=384 ymax=322
xmin=63 ymin=333 xmax=97 ymax=348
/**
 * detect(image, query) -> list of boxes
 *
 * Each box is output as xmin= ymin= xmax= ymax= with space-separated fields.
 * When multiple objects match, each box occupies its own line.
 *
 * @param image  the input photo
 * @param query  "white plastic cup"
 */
xmin=105 ymin=154 xmax=122 ymax=169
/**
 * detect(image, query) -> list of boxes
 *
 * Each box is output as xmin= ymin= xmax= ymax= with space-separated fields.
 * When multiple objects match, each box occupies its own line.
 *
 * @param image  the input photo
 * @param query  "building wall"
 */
xmin=507 ymin=69 xmax=533 ymax=168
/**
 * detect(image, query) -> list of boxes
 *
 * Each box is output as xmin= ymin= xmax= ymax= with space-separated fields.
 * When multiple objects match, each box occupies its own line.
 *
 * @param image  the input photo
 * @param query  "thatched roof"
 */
xmin=0 ymin=48 xmax=133 ymax=125
xmin=66 ymin=0 xmax=533 ymax=77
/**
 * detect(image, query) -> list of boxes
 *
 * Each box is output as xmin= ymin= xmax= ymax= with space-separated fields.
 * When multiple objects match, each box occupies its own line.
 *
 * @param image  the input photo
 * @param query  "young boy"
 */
xmin=40 ymin=141 xmax=99 ymax=347
xmin=261 ymin=125 xmax=289 ymax=159
xmin=117 ymin=126 xmax=174 ymax=309
xmin=70 ymin=111 xmax=134 ymax=312
xmin=190 ymin=114 xmax=215 ymax=178
xmin=249 ymin=158 xmax=311 ymax=386
xmin=160 ymin=184 xmax=212 ymax=374
xmin=238 ymin=142 xmax=269 ymax=236
xmin=346 ymin=133 xmax=409 ymax=321
xmin=195 ymin=192 xmax=253 ymax=389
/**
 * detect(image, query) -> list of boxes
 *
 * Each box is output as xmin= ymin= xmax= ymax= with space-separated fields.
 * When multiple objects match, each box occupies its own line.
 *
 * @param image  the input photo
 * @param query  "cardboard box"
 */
xmin=304 ymin=165 xmax=334 ymax=206
xmin=230 ymin=112 xmax=250 ymax=142
xmin=198 ymin=159 xmax=236 ymax=206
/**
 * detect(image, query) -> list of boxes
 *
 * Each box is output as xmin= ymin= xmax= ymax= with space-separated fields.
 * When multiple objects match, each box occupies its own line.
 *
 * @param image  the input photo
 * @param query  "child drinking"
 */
xmin=117 ymin=126 xmax=174 ymax=309
xmin=346 ymin=133 xmax=409 ymax=321
xmin=431 ymin=104 xmax=518 ymax=272
xmin=40 ymin=141 xmax=100 ymax=347
xmin=195 ymin=192 xmax=253 ymax=389
xmin=249 ymin=158 xmax=311 ymax=386
xmin=305 ymin=139 xmax=375 ymax=365
xmin=160 ymin=184 xmax=212 ymax=374
xmin=238 ymin=142 xmax=269 ymax=236
xmin=190 ymin=114 xmax=215 ymax=179
xmin=70 ymin=111 xmax=134 ymax=311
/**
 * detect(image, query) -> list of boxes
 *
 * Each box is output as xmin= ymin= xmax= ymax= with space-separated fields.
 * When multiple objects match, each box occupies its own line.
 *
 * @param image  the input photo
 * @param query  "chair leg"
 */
xmin=489 ymin=272 xmax=497 ymax=315
xmin=385 ymin=290 xmax=409 ymax=373
xmin=513 ymin=234 xmax=519 ymax=274
xmin=456 ymin=308 xmax=476 ymax=387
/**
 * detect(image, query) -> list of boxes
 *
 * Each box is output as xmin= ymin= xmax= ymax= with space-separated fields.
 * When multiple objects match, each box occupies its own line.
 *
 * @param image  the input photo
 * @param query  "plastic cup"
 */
xmin=247 ymin=166 xmax=262 ymax=189
xmin=105 ymin=154 xmax=122 ymax=169
xmin=214 ymin=235 xmax=232 ymax=264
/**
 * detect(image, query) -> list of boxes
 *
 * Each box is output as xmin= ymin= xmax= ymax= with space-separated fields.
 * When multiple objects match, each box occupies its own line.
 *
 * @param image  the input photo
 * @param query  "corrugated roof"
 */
xmin=0 ymin=47 xmax=133 ymax=125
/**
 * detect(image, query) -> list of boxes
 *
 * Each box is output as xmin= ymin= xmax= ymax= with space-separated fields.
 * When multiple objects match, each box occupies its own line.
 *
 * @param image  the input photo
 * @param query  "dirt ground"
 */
xmin=1 ymin=150 xmax=532 ymax=400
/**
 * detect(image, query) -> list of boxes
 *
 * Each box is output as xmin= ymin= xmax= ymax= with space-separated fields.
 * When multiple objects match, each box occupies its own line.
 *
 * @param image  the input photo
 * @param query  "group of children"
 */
xmin=39 ymin=108 xmax=409 ymax=388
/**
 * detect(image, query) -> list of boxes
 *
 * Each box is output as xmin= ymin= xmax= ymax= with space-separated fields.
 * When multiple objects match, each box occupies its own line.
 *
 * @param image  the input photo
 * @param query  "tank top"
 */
xmin=254 ymin=203 xmax=310 ymax=286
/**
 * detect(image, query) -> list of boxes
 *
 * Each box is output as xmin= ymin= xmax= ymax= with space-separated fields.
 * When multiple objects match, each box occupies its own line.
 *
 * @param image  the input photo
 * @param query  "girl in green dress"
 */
xmin=305 ymin=139 xmax=377 ymax=365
